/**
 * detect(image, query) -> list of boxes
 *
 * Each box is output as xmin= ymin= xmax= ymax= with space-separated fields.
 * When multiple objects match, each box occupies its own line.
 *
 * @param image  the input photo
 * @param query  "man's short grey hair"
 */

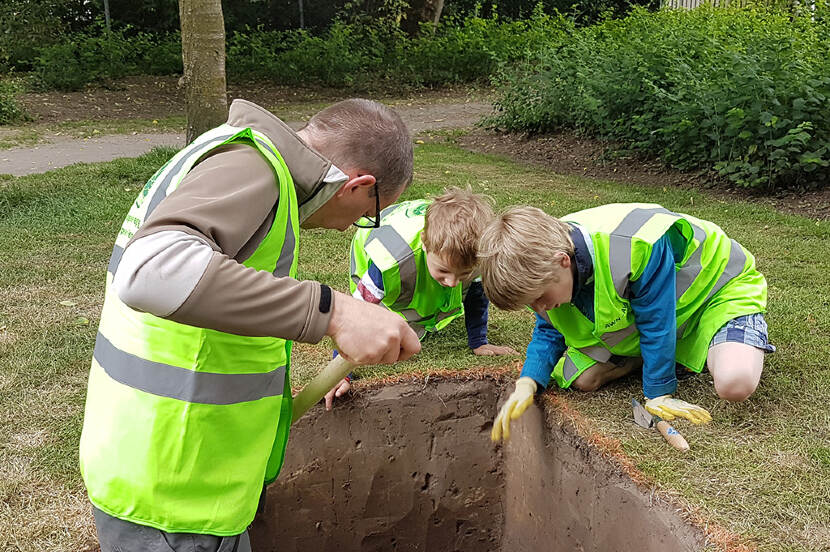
xmin=301 ymin=99 xmax=414 ymax=198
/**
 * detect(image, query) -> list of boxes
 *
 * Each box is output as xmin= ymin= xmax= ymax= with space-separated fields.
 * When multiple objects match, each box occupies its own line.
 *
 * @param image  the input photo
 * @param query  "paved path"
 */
xmin=0 ymin=102 xmax=492 ymax=177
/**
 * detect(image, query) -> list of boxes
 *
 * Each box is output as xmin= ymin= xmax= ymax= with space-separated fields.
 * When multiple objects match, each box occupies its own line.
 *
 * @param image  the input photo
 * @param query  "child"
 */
xmin=324 ymin=188 xmax=518 ymax=409
xmin=478 ymin=203 xmax=775 ymax=441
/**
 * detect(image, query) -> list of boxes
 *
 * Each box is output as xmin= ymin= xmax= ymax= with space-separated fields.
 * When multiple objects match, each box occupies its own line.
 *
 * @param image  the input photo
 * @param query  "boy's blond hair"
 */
xmin=478 ymin=206 xmax=574 ymax=310
xmin=422 ymin=188 xmax=495 ymax=271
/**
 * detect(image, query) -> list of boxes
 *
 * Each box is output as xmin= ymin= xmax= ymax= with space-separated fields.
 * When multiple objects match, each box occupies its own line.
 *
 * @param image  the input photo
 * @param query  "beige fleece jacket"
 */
xmin=114 ymin=99 xmax=346 ymax=343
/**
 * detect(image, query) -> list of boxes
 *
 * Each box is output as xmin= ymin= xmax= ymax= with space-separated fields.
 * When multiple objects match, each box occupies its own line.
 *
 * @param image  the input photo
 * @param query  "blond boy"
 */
xmin=325 ymin=189 xmax=518 ymax=408
xmin=479 ymin=203 xmax=774 ymax=440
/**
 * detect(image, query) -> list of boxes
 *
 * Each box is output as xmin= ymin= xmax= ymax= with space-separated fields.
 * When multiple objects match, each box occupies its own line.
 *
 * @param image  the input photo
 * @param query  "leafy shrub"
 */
xmin=488 ymin=5 xmax=830 ymax=190
xmin=34 ymin=27 xmax=182 ymax=91
xmin=227 ymin=8 xmax=571 ymax=88
xmin=0 ymin=80 xmax=30 ymax=124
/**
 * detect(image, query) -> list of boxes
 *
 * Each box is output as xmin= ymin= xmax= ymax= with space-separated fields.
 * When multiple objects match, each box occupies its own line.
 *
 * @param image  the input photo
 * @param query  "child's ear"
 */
xmin=555 ymin=252 xmax=571 ymax=269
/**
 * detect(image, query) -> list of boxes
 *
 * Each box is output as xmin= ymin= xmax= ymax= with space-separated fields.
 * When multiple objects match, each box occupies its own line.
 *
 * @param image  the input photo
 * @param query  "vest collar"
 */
xmin=227 ymin=99 xmax=346 ymax=223
xmin=568 ymin=223 xmax=594 ymax=298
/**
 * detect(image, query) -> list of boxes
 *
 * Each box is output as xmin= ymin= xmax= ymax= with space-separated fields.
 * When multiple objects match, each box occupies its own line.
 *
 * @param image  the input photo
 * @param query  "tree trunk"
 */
xmin=401 ymin=0 xmax=445 ymax=37
xmin=179 ymin=0 xmax=228 ymax=144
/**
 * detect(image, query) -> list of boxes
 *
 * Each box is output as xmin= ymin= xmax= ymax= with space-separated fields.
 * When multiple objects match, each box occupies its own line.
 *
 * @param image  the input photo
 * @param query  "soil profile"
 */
xmin=250 ymin=377 xmax=704 ymax=552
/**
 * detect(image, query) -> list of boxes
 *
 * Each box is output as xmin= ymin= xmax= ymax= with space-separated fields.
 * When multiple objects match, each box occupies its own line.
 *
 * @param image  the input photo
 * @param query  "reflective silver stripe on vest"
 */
xmin=677 ymin=239 xmax=747 ymax=338
xmin=273 ymin=215 xmax=295 ymax=278
xmin=601 ymin=323 xmax=638 ymax=348
xmin=144 ymin=133 xmax=236 ymax=223
xmin=562 ymin=353 xmax=581 ymax=382
xmin=380 ymin=204 xmax=399 ymax=219
xmin=367 ymin=226 xmax=417 ymax=309
xmin=254 ymin=134 xmax=296 ymax=279
xmin=435 ymin=307 xmax=462 ymax=325
xmin=107 ymin=244 xmax=125 ymax=276
xmin=93 ymin=332 xmax=286 ymax=405
xmin=107 ymin=133 xmax=236 ymax=276
xmin=400 ymin=308 xmax=429 ymax=324
xmin=400 ymin=307 xmax=462 ymax=337
xmin=349 ymin=246 xmax=358 ymax=286
xmin=576 ymin=344 xmax=613 ymax=363
xmin=608 ymin=207 xmax=673 ymax=298
xmin=675 ymin=223 xmax=707 ymax=300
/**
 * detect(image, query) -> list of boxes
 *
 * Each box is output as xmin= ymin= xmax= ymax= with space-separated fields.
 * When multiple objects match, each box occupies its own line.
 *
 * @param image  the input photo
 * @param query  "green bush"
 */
xmin=488 ymin=5 xmax=830 ymax=190
xmin=227 ymin=9 xmax=570 ymax=88
xmin=34 ymin=28 xmax=182 ymax=91
xmin=0 ymin=80 xmax=30 ymax=125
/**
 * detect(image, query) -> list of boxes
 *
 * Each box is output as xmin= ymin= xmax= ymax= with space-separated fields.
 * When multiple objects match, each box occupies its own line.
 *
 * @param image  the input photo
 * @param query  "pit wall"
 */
xmin=249 ymin=377 xmax=704 ymax=552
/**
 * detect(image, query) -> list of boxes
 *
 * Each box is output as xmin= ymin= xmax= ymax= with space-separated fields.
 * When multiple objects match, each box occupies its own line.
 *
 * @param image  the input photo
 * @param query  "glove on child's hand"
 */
xmin=491 ymin=377 xmax=537 ymax=442
xmin=645 ymin=395 xmax=712 ymax=424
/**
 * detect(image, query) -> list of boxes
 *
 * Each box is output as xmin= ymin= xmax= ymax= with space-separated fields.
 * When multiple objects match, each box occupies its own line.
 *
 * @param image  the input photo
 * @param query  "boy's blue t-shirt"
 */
xmin=365 ymin=263 xmax=490 ymax=349
xmin=520 ymin=226 xmax=679 ymax=399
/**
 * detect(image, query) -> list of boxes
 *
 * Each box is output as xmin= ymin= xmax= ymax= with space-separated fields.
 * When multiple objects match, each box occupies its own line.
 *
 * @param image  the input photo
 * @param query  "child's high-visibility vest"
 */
xmin=546 ymin=203 xmax=766 ymax=388
xmin=350 ymin=199 xmax=464 ymax=338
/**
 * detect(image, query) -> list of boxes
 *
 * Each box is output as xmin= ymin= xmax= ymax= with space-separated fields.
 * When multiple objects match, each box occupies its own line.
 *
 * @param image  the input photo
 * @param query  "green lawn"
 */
xmin=0 ymin=143 xmax=828 ymax=551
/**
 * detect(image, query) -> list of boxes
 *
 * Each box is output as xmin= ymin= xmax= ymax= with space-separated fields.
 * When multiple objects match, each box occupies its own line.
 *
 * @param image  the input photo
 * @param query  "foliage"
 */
xmin=0 ymin=0 xmax=67 ymax=72
xmin=487 ymin=5 xmax=830 ymax=190
xmin=33 ymin=28 xmax=182 ymax=91
xmin=227 ymin=9 xmax=571 ymax=87
xmin=0 ymin=79 xmax=30 ymax=125
xmin=443 ymin=0 xmax=659 ymax=25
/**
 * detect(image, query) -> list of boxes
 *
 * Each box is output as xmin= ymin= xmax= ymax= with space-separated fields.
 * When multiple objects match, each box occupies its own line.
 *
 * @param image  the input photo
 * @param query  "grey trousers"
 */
xmin=93 ymin=507 xmax=252 ymax=552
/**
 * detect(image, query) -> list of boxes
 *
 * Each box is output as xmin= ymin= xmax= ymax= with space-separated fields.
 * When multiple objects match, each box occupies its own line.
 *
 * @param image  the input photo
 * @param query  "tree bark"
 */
xmin=401 ymin=0 xmax=445 ymax=37
xmin=179 ymin=0 xmax=228 ymax=144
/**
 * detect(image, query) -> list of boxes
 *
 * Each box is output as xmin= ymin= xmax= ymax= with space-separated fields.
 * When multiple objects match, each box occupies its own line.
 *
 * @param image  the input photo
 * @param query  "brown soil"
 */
xmin=251 ymin=377 xmax=705 ymax=551
xmin=13 ymin=76 xmax=829 ymax=220
xmin=17 ymin=75 xmax=489 ymax=124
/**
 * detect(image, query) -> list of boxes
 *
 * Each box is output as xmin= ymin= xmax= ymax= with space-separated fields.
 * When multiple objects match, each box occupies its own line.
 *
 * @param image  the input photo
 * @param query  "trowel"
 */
xmin=631 ymin=398 xmax=690 ymax=452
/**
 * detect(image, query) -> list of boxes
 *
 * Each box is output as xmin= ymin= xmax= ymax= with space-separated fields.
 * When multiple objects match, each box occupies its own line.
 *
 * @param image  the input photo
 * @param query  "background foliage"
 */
xmin=3 ymin=1 xmax=828 ymax=191
xmin=487 ymin=5 xmax=830 ymax=190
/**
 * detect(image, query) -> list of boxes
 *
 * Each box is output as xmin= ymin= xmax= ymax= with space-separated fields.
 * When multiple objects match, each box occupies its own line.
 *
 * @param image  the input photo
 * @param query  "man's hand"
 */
xmin=645 ymin=395 xmax=712 ymax=424
xmin=324 ymin=377 xmax=351 ymax=411
xmin=473 ymin=344 xmax=519 ymax=356
xmin=326 ymin=291 xmax=421 ymax=364
xmin=491 ymin=377 xmax=538 ymax=442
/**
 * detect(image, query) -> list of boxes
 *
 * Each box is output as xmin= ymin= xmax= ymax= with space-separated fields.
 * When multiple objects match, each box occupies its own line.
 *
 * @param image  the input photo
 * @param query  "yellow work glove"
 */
xmin=645 ymin=395 xmax=712 ymax=425
xmin=491 ymin=377 xmax=538 ymax=442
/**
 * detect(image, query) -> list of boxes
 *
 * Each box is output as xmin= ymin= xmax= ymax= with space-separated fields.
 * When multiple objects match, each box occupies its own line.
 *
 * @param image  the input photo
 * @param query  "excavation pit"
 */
xmin=250 ymin=378 xmax=704 ymax=552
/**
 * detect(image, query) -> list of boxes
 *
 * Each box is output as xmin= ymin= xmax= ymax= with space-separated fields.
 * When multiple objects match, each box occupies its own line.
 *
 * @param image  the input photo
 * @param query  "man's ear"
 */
xmin=337 ymin=173 xmax=376 ymax=197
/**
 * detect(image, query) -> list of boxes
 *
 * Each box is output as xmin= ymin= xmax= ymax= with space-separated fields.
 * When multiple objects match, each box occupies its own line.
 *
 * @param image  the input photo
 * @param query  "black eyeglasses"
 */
xmin=352 ymin=184 xmax=381 ymax=229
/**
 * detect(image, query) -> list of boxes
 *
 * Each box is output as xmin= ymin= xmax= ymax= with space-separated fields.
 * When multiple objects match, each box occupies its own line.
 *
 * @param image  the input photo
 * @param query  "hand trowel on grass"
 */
xmin=631 ymin=398 xmax=690 ymax=452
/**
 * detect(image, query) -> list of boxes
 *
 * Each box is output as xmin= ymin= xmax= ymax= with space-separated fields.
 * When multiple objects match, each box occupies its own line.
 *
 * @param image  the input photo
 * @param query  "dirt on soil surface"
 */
xmin=251 ymin=376 xmax=705 ymax=551
xmin=10 ymin=76 xmax=830 ymax=220
xmin=17 ymin=75 xmax=491 ymax=125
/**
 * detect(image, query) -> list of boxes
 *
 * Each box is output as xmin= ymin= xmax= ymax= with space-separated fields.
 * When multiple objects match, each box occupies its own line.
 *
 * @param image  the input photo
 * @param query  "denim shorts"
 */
xmin=709 ymin=313 xmax=776 ymax=353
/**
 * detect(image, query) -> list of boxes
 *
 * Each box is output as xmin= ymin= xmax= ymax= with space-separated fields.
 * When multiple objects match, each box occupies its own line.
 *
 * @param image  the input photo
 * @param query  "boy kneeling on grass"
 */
xmin=479 ymin=203 xmax=775 ymax=441
xmin=325 ymin=188 xmax=519 ymax=408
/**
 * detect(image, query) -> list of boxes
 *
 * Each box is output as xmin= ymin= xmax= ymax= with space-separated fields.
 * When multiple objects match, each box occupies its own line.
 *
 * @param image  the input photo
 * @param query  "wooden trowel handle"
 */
xmin=291 ymin=354 xmax=354 ymax=424
xmin=656 ymin=420 xmax=690 ymax=452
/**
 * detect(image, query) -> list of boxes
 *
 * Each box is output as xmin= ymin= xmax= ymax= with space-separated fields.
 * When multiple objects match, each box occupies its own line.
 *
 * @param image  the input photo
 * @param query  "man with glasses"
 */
xmin=82 ymin=98 xmax=420 ymax=552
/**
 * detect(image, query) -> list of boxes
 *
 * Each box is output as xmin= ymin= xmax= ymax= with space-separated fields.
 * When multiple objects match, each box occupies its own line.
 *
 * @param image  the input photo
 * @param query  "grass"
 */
xmin=1 ymin=143 xmax=828 ymax=552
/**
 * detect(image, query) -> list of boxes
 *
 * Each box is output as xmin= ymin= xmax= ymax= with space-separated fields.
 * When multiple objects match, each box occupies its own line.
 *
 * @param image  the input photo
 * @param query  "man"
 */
xmin=80 ymin=98 xmax=421 ymax=551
